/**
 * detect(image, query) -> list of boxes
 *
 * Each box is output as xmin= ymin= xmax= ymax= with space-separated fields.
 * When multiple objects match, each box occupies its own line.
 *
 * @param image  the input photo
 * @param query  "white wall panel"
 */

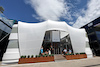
xmin=18 ymin=22 xmax=46 ymax=56
xmin=2 ymin=48 xmax=20 ymax=60
xmin=67 ymin=25 xmax=86 ymax=53
xmin=9 ymin=33 xmax=18 ymax=40
xmin=18 ymin=20 xmax=86 ymax=56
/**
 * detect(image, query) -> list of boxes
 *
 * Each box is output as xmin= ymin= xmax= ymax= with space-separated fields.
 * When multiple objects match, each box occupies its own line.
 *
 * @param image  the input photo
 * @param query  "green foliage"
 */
xmin=27 ymin=55 xmax=30 ymax=58
xmin=23 ymin=55 xmax=26 ymax=58
xmin=66 ymin=53 xmax=74 ymax=55
xmin=38 ymin=55 xmax=41 ymax=57
xmin=31 ymin=55 xmax=34 ymax=58
xmin=0 ymin=6 xmax=4 ymax=13
xmin=71 ymin=53 xmax=74 ymax=55
xmin=66 ymin=54 xmax=69 ymax=55
xmin=43 ymin=55 xmax=46 ymax=57
xmin=32 ymin=54 xmax=55 ymax=58
xmin=80 ymin=52 xmax=85 ymax=54
xmin=49 ymin=54 xmax=52 ymax=57
xmin=51 ymin=54 xmax=54 ymax=57
xmin=76 ymin=53 xmax=79 ymax=55
xmin=45 ymin=54 xmax=48 ymax=57
xmin=35 ymin=55 xmax=38 ymax=58
xmin=69 ymin=54 xmax=71 ymax=55
xmin=21 ymin=56 xmax=24 ymax=58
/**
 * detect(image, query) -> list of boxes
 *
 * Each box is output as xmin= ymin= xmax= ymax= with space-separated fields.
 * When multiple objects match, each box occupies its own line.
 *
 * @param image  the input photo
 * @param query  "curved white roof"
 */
xmin=18 ymin=20 xmax=86 ymax=56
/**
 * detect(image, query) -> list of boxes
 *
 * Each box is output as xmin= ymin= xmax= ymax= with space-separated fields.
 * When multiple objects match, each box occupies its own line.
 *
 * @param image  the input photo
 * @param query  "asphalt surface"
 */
xmin=0 ymin=57 xmax=100 ymax=67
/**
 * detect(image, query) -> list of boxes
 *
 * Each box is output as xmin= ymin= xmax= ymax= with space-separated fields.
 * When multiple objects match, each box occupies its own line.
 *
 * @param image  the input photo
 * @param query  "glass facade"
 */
xmin=44 ymin=31 xmax=51 ymax=42
xmin=95 ymin=31 xmax=100 ymax=40
xmin=42 ymin=31 xmax=73 ymax=54
xmin=0 ymin=12 xmax=13 ymax=27
xmin=0 ymin=12 xmax=15 ymax=61
xmin=61 ymin=34 xmax=73 ymax=53
xmin=0 ymin=29 xmax=7 ymax=40
xmin=82 ymin=17 xmax=100 ymax=56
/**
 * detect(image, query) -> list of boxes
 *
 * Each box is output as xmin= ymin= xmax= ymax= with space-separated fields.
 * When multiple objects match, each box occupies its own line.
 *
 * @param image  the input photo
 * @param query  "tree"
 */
xmin=0 ymin=6 xmax=4 ymax=13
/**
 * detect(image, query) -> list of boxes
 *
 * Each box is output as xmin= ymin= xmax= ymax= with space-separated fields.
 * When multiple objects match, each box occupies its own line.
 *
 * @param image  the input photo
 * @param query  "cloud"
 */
xmin=73 ymin=0 xmax=100 ymax=28
xmin=69 ymin=22 xmax=74 ymax=25
xmin=74 ymin=0 xmax=81 ymax=5
xmin=24 ymin=0 xmax=72 ymax=21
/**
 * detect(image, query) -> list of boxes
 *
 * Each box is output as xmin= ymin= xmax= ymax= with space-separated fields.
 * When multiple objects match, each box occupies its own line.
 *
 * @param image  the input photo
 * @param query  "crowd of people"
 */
xmin=40 ymin=45 xmax=72 ymax=55
xmin=40 ymin=45 xmax=54 ymax=55
xmin=62 ymin=48 xmax=72 ymax=55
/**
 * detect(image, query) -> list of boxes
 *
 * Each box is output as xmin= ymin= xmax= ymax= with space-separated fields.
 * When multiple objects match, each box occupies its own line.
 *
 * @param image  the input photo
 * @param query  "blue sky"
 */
xmin=0 ymin=0 xmax=100 ymax=28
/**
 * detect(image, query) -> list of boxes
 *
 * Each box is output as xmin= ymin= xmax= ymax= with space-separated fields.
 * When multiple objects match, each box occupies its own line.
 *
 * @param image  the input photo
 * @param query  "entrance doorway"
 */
xmin=42 ymin=30 xmax=73 ymax=55
xmin=52 ymin=42 xmax=61 ymax=54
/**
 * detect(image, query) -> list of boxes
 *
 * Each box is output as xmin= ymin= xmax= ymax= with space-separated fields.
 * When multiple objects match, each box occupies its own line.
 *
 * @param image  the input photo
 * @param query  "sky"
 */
xmin=0 ymin=0 xmax=100 ymax=28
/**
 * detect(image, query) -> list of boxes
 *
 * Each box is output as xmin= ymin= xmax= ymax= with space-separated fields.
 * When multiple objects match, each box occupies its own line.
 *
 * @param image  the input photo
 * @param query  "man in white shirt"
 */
xmin=63 ymin=48 xmax=67 ymax=55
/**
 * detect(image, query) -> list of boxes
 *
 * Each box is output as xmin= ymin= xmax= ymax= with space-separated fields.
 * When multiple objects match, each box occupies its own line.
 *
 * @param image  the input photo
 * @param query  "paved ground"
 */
xmin=54 ymin=54 xmax=66 ymax=60
xmin=0 ymin=57 xmax=100 ymax=67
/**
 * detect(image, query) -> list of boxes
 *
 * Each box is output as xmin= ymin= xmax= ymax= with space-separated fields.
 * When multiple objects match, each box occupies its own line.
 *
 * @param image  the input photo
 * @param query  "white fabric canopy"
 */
xmin=18 ymin=20 xmax=86 ymax=56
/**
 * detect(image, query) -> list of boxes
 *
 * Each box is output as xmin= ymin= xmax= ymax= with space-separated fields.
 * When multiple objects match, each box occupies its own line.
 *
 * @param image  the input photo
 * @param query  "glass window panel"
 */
xmin=0 ymin=30 xmax=7 ymax=40
xmin=0 ymin=29 xmax=3 ymax=39
xmin=44 ymin=31 xmax=51 ymax=41
xmin=88 ymin=34 xmax=97 ymax=42
xmin=0 ymin=12 xmax=13 ymax=27
xmin=96 ymin=31 xmax=100 ymax=40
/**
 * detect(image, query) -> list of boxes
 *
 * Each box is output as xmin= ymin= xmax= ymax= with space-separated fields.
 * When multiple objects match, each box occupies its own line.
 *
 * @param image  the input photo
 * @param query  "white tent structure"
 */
xmin=18 ymin=20 xmax=86 ymax=56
